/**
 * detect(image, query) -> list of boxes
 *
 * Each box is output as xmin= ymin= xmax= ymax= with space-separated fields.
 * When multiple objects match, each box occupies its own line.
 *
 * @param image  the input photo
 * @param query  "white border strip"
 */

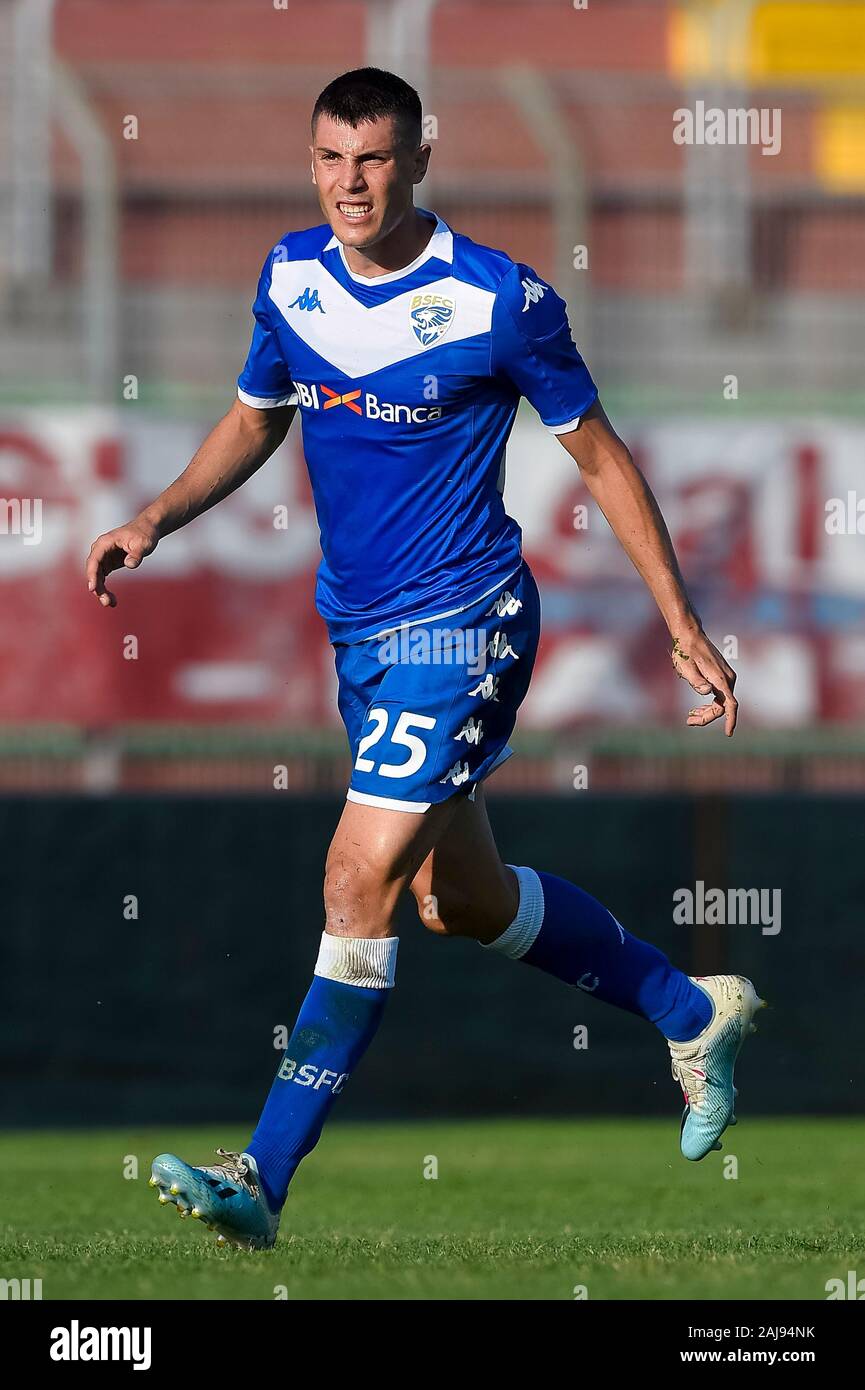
xmin=483 ymin=865 xmax=545 ymax=958
xmin=347 ymin=788 xmax=430 ymax=813
xmin=237 ymin=387 xmax=299 ymax=409
xmin=546 ymin=389 xmax=600 ymax=435
xmin=546 ymin=413 xmax=585 ymax=435
xmin=314 ymin=930 xmax=398 ymax=989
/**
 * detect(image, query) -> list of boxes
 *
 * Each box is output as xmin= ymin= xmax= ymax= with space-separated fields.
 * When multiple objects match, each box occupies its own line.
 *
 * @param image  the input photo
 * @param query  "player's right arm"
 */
xmin=87 ymin=242 xmax=298 ymax=607
xmin=86 ymin=398 xmax=296 ymax=607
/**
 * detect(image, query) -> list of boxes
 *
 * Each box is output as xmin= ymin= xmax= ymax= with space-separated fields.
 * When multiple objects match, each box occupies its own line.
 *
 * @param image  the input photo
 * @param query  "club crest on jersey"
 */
xmin=409 ymin=292 xmax=456 ymax=347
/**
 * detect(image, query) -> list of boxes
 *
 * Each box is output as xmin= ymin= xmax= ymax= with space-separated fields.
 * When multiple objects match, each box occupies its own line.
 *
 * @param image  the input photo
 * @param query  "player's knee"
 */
xmin=323 ymin=847 xmax=395 ymax=935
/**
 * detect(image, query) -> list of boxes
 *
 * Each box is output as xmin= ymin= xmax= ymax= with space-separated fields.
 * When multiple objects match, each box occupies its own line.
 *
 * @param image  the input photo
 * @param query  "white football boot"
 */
xmin=669 ymin=974 xmax=766 ymax=1160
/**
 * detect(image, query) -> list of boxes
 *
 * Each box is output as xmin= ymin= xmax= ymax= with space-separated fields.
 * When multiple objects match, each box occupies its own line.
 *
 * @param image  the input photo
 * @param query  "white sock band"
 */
xmin=314 ymin=932 xmax=398 ymax=989
xmin=482 ymin=864 xmax=545 ymax=959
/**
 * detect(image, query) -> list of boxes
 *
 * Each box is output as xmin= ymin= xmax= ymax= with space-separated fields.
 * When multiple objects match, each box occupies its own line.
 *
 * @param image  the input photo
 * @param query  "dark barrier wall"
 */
xmin=1 ymin=795 xmax=863 ymax=1126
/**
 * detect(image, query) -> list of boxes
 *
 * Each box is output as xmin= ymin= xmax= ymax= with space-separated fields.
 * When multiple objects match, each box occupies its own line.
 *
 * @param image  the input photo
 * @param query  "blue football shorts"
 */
xmin=333 ymin=560 xmax=541 ymax=813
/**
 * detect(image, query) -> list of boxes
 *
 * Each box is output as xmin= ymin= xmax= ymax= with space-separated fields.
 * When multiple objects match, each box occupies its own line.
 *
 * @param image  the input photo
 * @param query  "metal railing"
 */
xmin=0 ymin=2 xmax=863 ymax=407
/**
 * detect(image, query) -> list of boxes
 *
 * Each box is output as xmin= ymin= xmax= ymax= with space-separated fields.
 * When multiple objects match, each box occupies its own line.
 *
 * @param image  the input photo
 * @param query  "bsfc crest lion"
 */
xmin=409 ymin=292 xmax=456 ymax=347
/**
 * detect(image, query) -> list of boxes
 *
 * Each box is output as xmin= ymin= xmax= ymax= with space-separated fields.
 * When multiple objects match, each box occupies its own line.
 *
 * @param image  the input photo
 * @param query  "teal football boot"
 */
xmin=149 ymin=1148 xmax=279 ymax=1250
xmin=668 ymin=975 xmax=766 ymax=1161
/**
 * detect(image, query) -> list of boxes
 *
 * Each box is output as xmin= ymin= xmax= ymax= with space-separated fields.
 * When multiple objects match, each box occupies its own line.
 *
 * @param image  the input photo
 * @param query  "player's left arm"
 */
xmin=491 ymin=263 xmax=736 ymax=733
xmin=556 ymin=399 xmax=737 ymax=735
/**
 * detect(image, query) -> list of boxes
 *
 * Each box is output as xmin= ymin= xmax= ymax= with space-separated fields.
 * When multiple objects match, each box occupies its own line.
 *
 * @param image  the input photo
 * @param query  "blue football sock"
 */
xmin=486 ymin=866 xmax=712 ymax=1042
xmin=246 ymin=933 xmax=396 ymax=1211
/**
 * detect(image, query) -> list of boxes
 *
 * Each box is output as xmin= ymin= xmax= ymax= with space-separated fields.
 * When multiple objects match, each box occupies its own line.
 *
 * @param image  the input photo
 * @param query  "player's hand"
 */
xmin=670 ymin=629 xmax=738 ymax=736
xmin=85 ymin=518 xmax=160 ymax=608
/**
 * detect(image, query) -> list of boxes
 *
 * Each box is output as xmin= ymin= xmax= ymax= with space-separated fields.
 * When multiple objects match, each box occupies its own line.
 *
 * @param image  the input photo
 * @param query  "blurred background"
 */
xmin=0 ymin=0 xmax=863 ymax=1126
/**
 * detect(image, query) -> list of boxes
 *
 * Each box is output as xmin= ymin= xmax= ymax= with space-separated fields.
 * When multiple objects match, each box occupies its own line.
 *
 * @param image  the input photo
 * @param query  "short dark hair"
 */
xmin=311 ymin=67 xmax=422 ymax=150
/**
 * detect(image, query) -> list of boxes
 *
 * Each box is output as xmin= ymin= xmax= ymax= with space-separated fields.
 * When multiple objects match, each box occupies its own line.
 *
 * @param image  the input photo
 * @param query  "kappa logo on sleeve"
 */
xmin=521 ymin=277 xmax=548 ymax=312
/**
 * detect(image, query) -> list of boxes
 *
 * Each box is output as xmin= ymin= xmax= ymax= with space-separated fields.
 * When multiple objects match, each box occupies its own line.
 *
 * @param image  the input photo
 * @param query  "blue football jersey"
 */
xmin=237 ymin=208 xmax=598 ymax=644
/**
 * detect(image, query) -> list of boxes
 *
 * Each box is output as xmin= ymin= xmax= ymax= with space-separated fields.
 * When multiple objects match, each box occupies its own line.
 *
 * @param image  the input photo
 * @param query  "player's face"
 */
xmin=310 ymin=114 xmax=428 ymax=251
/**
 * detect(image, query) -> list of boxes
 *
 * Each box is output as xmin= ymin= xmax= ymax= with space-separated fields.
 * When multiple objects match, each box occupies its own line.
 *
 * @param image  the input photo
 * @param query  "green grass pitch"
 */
xmin=2 ymin=1118 xmax=863 ymax=1300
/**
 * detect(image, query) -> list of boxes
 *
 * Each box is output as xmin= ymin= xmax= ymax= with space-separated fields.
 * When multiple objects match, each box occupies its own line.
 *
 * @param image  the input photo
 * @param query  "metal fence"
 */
xmin=1 ymin=1 xmax=864 ymax=407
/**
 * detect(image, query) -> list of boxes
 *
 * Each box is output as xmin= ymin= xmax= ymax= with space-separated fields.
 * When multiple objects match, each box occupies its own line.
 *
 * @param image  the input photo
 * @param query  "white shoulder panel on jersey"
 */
xmin=268 ymin=259 xmax=495 ymax=380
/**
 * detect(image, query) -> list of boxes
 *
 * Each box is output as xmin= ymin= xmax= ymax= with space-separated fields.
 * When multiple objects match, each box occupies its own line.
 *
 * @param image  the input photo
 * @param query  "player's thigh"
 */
xmin=324 ymin=792 xmax=464 ymax=935
xmin=409 ymin=786 xmax=518 ymax=940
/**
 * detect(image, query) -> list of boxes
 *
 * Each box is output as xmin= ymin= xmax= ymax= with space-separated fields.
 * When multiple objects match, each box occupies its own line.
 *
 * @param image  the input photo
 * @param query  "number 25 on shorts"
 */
xmin=355 ymin=708 xmax=437 ymax=779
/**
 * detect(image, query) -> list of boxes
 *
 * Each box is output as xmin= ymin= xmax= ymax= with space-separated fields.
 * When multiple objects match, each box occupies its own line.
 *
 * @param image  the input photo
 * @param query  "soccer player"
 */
xmin=86 ymin=68 xmax=763 ymax=1251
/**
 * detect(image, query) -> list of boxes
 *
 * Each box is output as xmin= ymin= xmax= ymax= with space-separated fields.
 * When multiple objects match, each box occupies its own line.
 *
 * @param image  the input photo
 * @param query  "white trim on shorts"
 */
xmin=346 ymin=788 xmax=431 ymax=813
